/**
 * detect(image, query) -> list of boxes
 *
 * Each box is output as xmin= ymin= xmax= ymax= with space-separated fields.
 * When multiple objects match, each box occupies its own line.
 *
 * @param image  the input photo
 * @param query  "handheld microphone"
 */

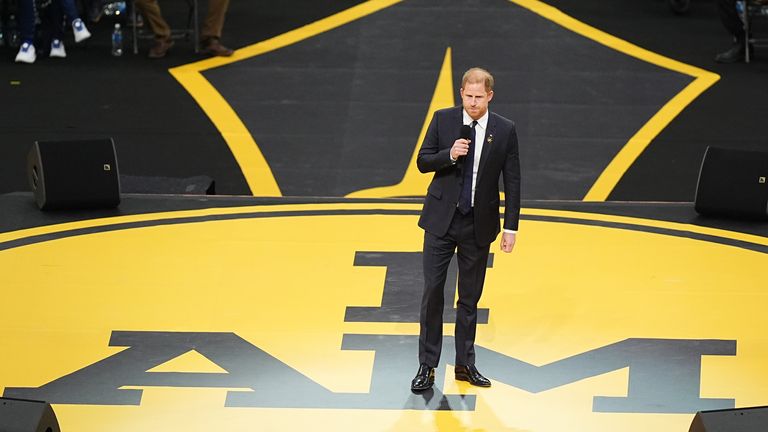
xmin=458 ymin=124 xmax=472 ymax=163
xmin=460 ymin=125 xmax=472 ymax=141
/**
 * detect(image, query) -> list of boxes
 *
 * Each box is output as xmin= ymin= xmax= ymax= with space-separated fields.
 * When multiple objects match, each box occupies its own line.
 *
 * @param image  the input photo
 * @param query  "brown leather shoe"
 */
xmin=203 ymin=37 xmax=233 ymax=57
xmin=148 ymin=38 xmax=174 ymax=59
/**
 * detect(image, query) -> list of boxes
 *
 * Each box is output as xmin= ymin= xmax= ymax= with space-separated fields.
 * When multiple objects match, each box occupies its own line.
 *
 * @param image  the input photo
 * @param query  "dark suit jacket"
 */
xmin=417 ymin=106 xmax=521 ymax=246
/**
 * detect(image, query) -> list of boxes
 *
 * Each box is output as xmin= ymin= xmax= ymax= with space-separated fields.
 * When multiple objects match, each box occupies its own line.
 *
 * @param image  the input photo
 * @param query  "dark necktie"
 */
xmin=458 ymin=120 xmax=477 ymax=215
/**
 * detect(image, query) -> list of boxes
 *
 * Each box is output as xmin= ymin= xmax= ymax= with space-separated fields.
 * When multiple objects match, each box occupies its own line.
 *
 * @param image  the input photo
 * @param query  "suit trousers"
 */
xmin=136 ymin=0 xmax=229 ymax=40
xmin=419 ymin=210 xmax=490 ymax=368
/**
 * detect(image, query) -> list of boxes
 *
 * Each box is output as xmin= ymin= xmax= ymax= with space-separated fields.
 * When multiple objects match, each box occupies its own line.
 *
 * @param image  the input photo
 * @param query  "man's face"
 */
xmin=460 ymin=82 xmax=494 ymax=120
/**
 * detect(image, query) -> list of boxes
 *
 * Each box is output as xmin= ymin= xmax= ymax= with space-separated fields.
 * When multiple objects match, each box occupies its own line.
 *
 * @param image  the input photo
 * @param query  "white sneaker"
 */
xmin=72 ymin=18 xmax=91 ymax=43
xmin=15 ymin=42 xmax=36 ymax=63
xmin=50 ymin=39 xmax=66 ymax=58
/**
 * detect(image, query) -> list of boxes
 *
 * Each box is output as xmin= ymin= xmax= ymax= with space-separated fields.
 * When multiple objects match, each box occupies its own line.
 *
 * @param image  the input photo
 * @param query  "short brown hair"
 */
xmin=461 ymin=67 xmax=494 ymax=92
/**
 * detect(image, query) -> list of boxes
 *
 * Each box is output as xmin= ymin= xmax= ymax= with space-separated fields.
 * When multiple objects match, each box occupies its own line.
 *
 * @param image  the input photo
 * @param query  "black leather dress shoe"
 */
xmin=715 ymin=41 xmax=747 ymax=63
xmin=455 ymin=364 xmax=491 ymax=387
xmin=411 ymin=364 xmax=435 ymax=391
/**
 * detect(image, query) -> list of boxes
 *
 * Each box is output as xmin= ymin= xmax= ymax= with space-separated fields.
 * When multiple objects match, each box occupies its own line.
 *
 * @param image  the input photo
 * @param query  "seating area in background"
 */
xmin=0 ymin=0 xmax=199 ymax=55
xmin=130 ymin=0 xmax=198 ymax=55
xmin=741 ymin=0 xmax=768 ymax=62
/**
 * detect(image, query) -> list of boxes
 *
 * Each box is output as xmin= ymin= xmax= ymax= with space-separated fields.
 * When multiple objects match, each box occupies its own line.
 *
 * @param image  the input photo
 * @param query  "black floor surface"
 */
xmin=1 ymin=0 xmax=766 ymax=200
xmin=548 ymin=0 xmax=768 ymax=200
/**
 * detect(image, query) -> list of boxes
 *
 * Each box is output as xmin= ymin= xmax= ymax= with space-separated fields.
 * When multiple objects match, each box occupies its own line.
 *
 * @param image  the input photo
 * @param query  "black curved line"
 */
xmin=0 ymin=210 xmax=764 ymax=254
xmin=525 ymin=215 xmax=768 ymax=254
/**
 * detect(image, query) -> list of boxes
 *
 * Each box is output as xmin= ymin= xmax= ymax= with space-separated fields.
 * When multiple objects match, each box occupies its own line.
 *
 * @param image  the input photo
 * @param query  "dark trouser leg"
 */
xmin=419 ymin=229 xmax=456 ymax=367
xmin=18 ymin=0 xmax=35 ymax=43
xmin=58 ymin=0 xmax=81 ymax=24
xmin=718 ymin=0 xmax=744 ymax=39
xmin=454 ymin=213 xmax=490 ymax=366
xmin=49 ymin=0 xmax=64 ymax=40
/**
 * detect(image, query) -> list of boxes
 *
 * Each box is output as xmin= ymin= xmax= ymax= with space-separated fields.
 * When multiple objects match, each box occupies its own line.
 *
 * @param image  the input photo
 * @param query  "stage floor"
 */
xmin=1 ymin=193 xmax=766 ymax=431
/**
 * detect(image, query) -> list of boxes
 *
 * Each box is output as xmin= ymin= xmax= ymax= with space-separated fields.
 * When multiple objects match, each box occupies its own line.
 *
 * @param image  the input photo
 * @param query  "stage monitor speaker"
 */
xmin=0 ymin=397 xmax=61 ymax=432
xmin=27 ymin=139 xmax=121 ymax=211
xmin=694 ymin=146 xmax=768 ymax=220
xmin=689 ymin=406 xmax=768 ymax=432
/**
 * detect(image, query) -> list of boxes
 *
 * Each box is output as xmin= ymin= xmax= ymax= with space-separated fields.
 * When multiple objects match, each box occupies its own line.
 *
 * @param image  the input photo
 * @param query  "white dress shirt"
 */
xmin=458 ymin=109 xmax=517 ymax=235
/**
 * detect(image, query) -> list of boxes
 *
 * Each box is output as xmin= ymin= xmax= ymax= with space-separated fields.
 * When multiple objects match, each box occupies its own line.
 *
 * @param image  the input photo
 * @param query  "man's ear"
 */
xmin=487 ymin=90 xmax=494 ymax=102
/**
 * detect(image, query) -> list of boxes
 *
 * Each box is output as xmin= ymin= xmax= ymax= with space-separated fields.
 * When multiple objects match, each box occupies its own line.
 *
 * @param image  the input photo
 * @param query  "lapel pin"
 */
xmin=487 ymin=135 xmax=494 ymax=144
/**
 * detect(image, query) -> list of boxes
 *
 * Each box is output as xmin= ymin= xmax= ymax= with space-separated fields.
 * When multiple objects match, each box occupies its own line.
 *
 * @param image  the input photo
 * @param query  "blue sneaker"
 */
xmin=15 ymin=42 xmax=36 ymax=63
xmin=72 ymin=18 xmax=91 ymax=43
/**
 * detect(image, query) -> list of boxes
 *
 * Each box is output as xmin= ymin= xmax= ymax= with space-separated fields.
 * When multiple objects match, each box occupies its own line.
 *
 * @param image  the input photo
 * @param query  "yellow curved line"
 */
xmin=168 ymin=68 xmax=280 ymax=196
xmin=168 ymin=0 xmax=403 ymax=196
xmin=509 ymin=0 xmax=720 ymax=201
xmin=170 ymin=0 xmax=716 ymax=200
xmin=583 ymin=76 xmax=718 ymax=201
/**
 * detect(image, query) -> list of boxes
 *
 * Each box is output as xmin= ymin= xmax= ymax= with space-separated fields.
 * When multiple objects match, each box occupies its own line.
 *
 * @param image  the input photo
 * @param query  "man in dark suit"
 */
xmin=411 ymin=67 xmax=521 ymax=391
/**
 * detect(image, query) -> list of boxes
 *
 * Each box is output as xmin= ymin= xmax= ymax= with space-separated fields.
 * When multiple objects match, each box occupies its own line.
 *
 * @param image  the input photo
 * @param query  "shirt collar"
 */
xmin=463 ymin=109 xmax=489 ymax=130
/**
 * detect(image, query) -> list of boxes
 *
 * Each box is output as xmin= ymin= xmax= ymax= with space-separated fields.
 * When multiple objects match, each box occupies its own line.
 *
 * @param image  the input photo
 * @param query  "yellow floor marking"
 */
xmin=508 ymin=0 xmax=720 ymax=201
xmin=347 ymin=47 xmax=456 ymax=198
xmin=147 ymin=350 xmax=229 ymax=374
xmin=2 ymin=205 xmax=766 ymax=432
xmin=168 ymin=0 xmax=718 ymax=201
xmin=168 ymin=0 xmax=402 ymax=196
xmin=167 ymin=69 xmax=281 ymax=196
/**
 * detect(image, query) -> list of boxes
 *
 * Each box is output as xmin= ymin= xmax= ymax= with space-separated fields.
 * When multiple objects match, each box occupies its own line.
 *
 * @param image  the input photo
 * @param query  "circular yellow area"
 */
xmin=0 ymin=204 xmax=766 ymax=432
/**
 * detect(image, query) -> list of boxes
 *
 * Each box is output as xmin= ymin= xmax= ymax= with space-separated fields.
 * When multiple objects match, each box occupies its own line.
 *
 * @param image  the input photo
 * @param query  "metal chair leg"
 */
xmin=132 ymin=0 xmax=139 ymax=54
xmin=193 ymin=0 xmax=198 ymax=53
xmin=744 ymin=0 xmax=751 ymax=63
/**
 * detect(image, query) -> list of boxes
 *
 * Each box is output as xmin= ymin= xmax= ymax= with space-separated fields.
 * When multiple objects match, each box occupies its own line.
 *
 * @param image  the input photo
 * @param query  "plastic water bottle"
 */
xmin=111 ymin=23 xmax=123 ymax=56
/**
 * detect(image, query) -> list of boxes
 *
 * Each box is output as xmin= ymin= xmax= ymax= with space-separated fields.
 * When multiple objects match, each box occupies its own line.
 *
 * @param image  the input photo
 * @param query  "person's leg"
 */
xmin=135 ymin=0 xmax=170 ymax=39
xmin=719 ymin=0 xmax=744 ymax=39
xmin=418 ymin=230 xmax=456 ymax=367
xmin=200 ymin=0 xmax=232 ymax=56
xmin=135 ymin=0 xmax=173 ymax=58
xmin=454 ymin=217 xmax=490 ymax=367
xmin=48 ymin=0 xmax=67 ymax=57
xmin=15 ymin=0 xmax=37 ymax=63
xmin=17 ymin=0 xmax=35 ymax=44
xmin=201 ymin=0 xmax=228 ymax=39
xmin=57 ymin=0 xmax=80 ymax=23
xmin=412 ymin=227 xmax=456 ymax=391
xmin=715 ymin=0 xmax=748 ymax=62
xmin=57 ymin=0 xmax=90 ymax=42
